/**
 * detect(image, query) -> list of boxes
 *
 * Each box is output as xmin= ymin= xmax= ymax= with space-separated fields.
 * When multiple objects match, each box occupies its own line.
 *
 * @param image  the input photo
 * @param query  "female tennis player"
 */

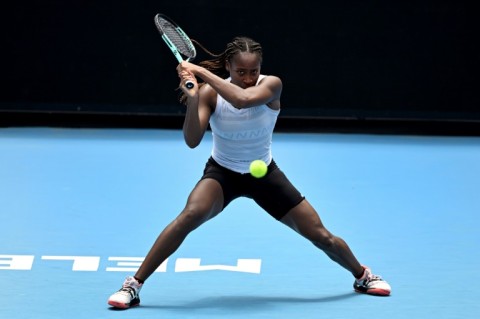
xmin=108 ymin=36 xmax=391 ymax=309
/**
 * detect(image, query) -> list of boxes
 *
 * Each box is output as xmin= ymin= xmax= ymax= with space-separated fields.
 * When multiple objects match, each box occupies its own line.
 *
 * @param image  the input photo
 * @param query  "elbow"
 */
xmin=184 ymin=134 xmax=201 ymax=149
xmin=185 ymin=140 xmax=200 ymax=149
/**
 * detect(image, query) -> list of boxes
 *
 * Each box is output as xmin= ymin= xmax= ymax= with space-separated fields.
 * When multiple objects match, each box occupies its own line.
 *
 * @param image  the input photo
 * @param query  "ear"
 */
xmin=225 ymin=61 xmax=230 ymax=71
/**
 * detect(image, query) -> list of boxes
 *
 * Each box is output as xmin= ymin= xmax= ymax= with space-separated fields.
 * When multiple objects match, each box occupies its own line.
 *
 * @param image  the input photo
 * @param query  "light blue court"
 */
xmin=1 ymin=127 xmax=479 ymax=319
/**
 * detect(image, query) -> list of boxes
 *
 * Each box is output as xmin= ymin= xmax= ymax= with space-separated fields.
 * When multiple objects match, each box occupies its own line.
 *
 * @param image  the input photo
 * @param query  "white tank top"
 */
xmin=209 ymin=75 xmax=280 ymax=173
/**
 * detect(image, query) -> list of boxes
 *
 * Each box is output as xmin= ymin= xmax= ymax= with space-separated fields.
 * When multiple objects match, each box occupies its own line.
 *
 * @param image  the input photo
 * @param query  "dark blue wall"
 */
xmin=2 ymin=1 xmax=477 ymax=122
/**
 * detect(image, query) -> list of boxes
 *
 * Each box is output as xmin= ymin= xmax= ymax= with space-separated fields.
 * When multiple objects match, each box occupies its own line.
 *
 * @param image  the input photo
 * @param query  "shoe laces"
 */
xmin=357 ymin=268 xmax=383 ymax=285
xmin=117 ymin=277 xmax=141 ymax=297
xmin=118 ymin=286 xmax=138 ymax=298
xmin=366 ymin=273 xmax=383 ymax=282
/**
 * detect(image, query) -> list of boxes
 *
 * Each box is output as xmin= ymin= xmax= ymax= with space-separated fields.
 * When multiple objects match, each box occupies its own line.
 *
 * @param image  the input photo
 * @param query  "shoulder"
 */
xmin=259 ymin=74 xmax=282 ymax=84
xmin=199 ymin=83 xmax=218 ymax=110
xmin=259 ymin=75 xmax=282 ymax=98
xmin=259 ymin=75 xmax=282 ymax=110
xmin=259 ymin=75 xmax=282 ymax=89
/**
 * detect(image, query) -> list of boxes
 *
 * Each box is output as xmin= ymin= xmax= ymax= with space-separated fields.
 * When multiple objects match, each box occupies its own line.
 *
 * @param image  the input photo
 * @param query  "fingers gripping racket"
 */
xmin=154 ymin=13 xmax=196 ymax=89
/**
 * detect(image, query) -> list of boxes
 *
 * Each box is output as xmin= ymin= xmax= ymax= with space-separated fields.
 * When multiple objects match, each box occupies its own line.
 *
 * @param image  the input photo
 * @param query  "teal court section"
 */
xmin=1 ymin=127 xmax=479 ymax=319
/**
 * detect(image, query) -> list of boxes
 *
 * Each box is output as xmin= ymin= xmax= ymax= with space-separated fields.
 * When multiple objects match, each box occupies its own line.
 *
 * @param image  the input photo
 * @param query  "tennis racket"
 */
xmin=154 ymin=13 xmax=197 ymax=89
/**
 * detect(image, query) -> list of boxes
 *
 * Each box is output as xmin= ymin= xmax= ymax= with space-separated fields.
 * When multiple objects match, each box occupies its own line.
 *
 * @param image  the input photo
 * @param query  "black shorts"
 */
xmin=200 ymin=157 xmax=305 ymax=220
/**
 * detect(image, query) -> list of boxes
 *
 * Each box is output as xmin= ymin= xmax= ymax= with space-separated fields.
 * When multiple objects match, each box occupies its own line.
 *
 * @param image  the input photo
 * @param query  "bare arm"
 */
xmin=177 ymin=67 xmax=215 ymax=148
xmin=178 ymin=61 xmax=282 ymax=109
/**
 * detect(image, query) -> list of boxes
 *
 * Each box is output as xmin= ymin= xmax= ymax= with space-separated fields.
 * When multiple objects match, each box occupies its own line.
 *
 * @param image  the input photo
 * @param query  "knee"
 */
xmin=176 ymin=204 xmax=211 ymax=230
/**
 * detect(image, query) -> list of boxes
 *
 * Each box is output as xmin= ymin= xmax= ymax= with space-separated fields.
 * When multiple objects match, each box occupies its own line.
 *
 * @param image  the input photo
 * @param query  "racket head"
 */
xmin=154 ymin=13 xmax=196 ymax=61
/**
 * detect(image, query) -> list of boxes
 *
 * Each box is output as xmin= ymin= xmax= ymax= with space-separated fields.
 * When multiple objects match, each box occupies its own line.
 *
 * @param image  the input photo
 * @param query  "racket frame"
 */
xmin=154 ymin=13 xmax=196 ymax=89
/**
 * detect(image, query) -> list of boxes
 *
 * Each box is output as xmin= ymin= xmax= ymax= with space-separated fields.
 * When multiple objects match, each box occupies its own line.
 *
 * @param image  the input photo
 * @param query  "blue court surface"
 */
xmin=1 ymin=127 xmax=479 ymax=319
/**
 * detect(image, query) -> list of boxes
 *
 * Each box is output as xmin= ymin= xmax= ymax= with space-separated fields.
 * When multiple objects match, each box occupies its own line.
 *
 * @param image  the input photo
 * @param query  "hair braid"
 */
xmin=178 ymin=36 xmax=263 ymax=105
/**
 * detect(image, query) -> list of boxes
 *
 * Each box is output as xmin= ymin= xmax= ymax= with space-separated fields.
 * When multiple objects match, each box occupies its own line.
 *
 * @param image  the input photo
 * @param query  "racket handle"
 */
xmin=185 ymin=81 xmax=194 ymax=89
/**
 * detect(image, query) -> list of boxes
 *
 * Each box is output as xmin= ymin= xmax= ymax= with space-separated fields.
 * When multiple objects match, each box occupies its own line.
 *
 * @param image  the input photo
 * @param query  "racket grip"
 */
xmin=185 ymin=81 xmax=194 ymax=89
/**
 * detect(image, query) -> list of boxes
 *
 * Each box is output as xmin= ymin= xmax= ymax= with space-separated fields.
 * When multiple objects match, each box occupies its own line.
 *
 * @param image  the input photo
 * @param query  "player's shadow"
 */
xmin=136 ymin=292 xmax=358 ymax=312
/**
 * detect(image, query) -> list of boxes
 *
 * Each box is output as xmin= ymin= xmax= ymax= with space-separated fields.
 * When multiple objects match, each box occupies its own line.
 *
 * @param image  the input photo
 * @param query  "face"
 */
xmin=226 ymin=52 xmax=262 ymax=89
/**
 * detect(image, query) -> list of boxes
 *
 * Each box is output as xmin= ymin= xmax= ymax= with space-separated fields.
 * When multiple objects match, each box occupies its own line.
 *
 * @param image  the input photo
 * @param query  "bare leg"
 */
xmin=134 ymin=179 xmax=224 ymax=281
xmin=281 ymin=199 xmax=364 ymax=278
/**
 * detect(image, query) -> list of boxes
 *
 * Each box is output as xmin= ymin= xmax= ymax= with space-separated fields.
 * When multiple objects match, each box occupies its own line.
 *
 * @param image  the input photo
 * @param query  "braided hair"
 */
xmin=179 ymin=36 xmax=263 ymax=105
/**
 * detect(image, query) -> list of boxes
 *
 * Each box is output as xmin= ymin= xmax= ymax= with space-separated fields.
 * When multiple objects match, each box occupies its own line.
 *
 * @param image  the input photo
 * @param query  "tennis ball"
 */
xmin=249 ymin=160 xmax=268 ymax=178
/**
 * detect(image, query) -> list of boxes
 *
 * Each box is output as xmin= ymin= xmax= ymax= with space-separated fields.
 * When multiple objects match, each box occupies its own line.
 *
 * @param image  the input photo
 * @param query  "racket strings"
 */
xmin=157 ymin=18 xmax=196 ymax=59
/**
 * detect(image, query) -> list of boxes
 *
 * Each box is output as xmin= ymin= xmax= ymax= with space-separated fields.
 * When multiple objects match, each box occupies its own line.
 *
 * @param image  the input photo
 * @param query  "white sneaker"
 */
xmin=353 ymin=266 xmax=391 ymax=296
xmin=108 ymin=276 xmax=143 ymax=308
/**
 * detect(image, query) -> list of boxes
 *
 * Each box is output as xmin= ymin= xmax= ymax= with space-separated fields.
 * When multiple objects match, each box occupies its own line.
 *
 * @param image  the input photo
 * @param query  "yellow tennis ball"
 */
xmin=249 ymin=160 xmax=268 ymax=178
